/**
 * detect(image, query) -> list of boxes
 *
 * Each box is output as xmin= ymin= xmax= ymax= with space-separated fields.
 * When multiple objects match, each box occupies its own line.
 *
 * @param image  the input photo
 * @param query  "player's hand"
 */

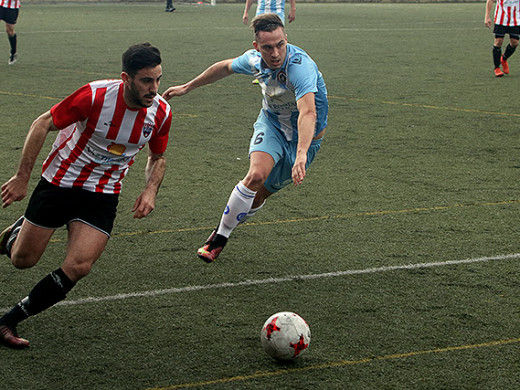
xmin=1 ymin=175 xmax=29 ymax=208
xmin=485 ymin=18 xmax=492 ymax=28
xmin=291 ymin=155 xmax=307 ymax=186
xmin=132 ymin=191 xmax=156 ymax=219
xmin=288 ymin=11 xmax=296 ymax=23
xmin=162 ymin=85 xmax=189 ymax=101
xmin=242 ymin=14 xmax=249 ymax=25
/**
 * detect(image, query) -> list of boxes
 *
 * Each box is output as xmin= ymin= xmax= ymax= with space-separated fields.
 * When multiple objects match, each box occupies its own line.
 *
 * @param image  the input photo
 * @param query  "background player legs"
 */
xmin=492 ymin=35 xmax=519 ymax=77
xmin=492 ymin=37 xmax=504 ymax=76
xmin=165 ymin=0 xmax=175 ymax=12
xmin=501 ymin=38 xmax=519 ymax=70
xmin=6 ymin=23 xmax=16 ymax=64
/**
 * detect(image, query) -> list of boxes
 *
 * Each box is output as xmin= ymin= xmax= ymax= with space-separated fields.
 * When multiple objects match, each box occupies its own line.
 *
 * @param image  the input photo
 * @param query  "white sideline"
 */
xmin=1 ymin=253 xmax=519 ymax=312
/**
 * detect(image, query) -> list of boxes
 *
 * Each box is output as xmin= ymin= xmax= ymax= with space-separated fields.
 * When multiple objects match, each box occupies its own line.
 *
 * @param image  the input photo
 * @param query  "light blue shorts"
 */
xmin=249 ymin=113 xmax=322 ymax=193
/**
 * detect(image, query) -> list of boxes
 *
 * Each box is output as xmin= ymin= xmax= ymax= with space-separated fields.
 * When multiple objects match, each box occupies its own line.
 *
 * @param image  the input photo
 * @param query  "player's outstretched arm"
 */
xmin=1 ymin=111 xmax=57 ymax=208
xmin=162 ymin=59 xmax=235 ymax=101
xmin=161 ymin=84 xmax=190 ymax=100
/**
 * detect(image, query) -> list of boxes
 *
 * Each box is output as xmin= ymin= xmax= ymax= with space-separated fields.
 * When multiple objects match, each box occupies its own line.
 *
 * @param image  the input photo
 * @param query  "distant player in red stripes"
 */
xmin=0 ymin=42 xmax=172 ymax=349
xmin=0 ymin=0 xmax=20 ymax=64
xmin=485 ymin=0 xmax=520 ymax=77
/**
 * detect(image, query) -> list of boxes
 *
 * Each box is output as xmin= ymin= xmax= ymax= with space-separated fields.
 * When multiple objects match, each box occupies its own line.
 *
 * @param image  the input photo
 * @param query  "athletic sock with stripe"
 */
xmin=217 ymin=181 xmax=256 ymax=238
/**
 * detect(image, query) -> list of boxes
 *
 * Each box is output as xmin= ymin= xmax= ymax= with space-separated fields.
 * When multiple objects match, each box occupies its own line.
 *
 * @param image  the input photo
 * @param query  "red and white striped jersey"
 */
xmin=495 ymin=0 xmax=520 ymax=27
xmin=44 ymin=79 xmax=172 ymax=194
xmin=0 ymin=0 xmax=21 ymax=9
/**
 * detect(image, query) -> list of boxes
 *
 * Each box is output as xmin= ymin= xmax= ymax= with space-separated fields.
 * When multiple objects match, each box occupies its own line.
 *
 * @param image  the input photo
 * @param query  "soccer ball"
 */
xmin=260 ymin=311 xmax=311 ymax=361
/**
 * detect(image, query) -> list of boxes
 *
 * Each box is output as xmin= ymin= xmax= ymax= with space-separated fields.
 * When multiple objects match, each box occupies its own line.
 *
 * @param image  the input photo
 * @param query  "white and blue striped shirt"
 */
xmin=256 ymin=0 xmax=287 ymax=22
xmin=232 ymin=44 xmax=328 ymax=142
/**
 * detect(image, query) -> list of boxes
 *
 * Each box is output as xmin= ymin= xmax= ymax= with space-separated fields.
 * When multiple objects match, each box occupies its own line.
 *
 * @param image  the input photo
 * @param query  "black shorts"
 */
xmin=0 ymin=7 xmax=19 ymax=25
xmin=24 ymin=178 xmax=119 ymax=237
xmin=494 ymin=24 xmax=520 ymax=39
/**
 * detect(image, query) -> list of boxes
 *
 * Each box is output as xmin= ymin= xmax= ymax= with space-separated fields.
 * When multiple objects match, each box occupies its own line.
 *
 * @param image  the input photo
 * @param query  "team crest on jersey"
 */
xmin=142 ymin=122 xmax=154 ymax=138
xmin=277 ymin=71 xmax=287 ymax=84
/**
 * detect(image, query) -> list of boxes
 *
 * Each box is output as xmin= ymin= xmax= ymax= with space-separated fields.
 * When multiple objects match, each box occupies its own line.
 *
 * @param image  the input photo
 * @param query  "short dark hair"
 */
xmin=122 ymin=42 xmax=162 ymax=78
xmin=251 ymin=13 xmax=284 ymax=38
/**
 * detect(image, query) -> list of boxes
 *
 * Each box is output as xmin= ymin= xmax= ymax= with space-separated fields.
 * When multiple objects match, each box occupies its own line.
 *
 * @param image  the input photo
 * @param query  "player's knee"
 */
xmin=11 ymin=252 xmax=40 ymax=269
xmin=242 ymin=172 xmax=267 ymax=190
xmin=6 ymin=25 xmax=15 ymax=36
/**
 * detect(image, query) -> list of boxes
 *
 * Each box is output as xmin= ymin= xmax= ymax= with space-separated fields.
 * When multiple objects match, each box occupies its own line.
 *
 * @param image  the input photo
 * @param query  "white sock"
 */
xmin=239 ymin=200 xmax=266 ymax=225
xmin=217 ymin=182 xmax=256 ymax=238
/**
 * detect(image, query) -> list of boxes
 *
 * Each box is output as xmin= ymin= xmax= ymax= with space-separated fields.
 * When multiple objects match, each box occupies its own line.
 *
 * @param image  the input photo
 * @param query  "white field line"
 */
xmin=2 ymin=253 xmax=518 ymax=312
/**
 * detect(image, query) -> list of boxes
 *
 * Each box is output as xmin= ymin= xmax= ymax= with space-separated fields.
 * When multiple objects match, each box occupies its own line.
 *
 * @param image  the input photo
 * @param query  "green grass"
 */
xmin=1 ymin=2 xmax=520 ymax=389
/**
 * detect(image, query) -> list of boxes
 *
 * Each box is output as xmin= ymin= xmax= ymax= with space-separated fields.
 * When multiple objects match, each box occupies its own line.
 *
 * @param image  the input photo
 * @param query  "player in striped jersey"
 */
xmin=243 ymin=0 xmax=296 ymax=25
xmin=243 ymin=0 xmax=295 ymax=84
xmin=162 ymin=14 xmax=328 ymax=263
xmin=0 ymin=0 xmax=20 ymax=64
xmin=485 ymin=0 xmax=520 ymax=77
xmin=0 ymin=43 xmax=172 ymax=349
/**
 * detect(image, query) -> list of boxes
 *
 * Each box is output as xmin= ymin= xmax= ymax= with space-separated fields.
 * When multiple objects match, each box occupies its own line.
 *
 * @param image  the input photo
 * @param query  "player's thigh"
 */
xmin=246 ymin=151 xmax=275 ymax=183
xmin=249 ymin=114 xmax=285 ymax=163
xmin=11 ymin=220 xmax=55 ymax=268
xmin=62 ymin=221 xmax=109 ymax=282
xmin=494 ymin=24 xmax=506 ymax=46
xmin=509 ymin=25 xmax=520 ymax=44
xmin=1 ymin=8 xmax=18 ymax=32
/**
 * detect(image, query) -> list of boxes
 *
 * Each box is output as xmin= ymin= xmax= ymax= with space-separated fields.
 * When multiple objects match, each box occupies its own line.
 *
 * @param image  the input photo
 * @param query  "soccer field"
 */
xmin=1 ymin=2 xmax=519 ymax=389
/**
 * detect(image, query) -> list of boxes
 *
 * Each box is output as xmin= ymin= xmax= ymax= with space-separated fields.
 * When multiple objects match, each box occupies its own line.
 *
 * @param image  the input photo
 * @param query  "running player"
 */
xmin=0 ymin=0 xmax=20 ymax=64
xmin=485 ymin=0 xmax=520 ymax=77
xmin=0 ymin=42 xmax=172 ymax=349
xmin=162 ymin=13 xmax=328 ymax=263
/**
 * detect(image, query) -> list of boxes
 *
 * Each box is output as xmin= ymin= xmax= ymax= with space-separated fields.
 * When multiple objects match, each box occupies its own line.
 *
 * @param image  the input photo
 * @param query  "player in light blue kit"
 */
xmin=243 ymin=0 xmax=296 ymax=25
xmin=162 ymin=13 xmax=328 ymax=262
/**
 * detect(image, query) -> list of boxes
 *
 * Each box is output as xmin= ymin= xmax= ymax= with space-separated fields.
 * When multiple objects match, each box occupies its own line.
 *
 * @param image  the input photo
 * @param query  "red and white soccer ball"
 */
xmin=260 ymin=311 xmax=311 ymax=361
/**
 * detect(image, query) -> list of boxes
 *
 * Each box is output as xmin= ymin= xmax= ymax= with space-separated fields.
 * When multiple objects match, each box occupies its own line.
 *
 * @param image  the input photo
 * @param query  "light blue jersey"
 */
xmin=256 ymin=0 xmax=286 ymax=22
xmin=231 ymin=43 xmax=328 ymax=142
